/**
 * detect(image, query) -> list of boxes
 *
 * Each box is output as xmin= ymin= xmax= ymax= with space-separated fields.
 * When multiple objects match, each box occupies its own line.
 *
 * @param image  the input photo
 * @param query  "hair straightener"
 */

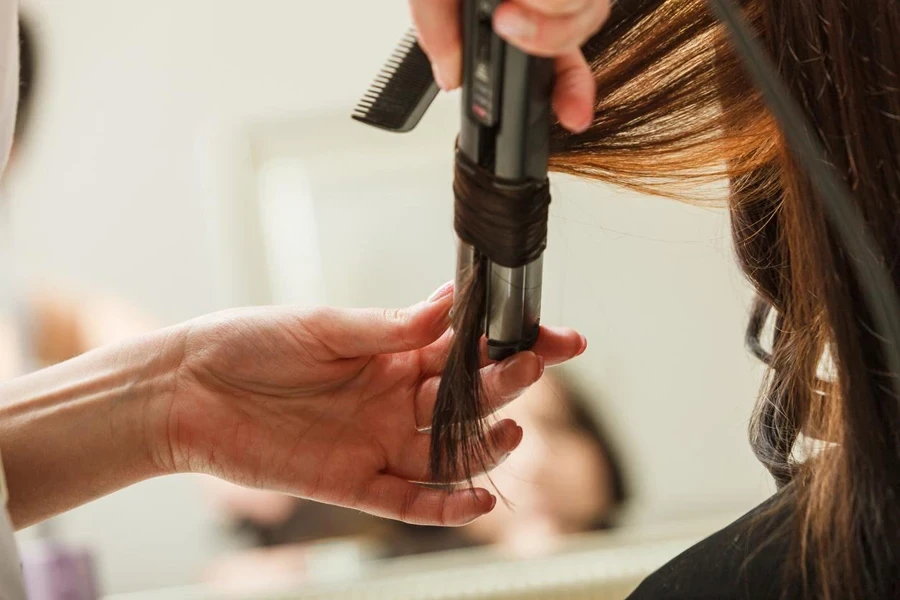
xmin=455 ymin=0 xmax=554 ymax=361
xmin=354 ymin=0 xmax=553 ymax=362
xmin=353 ymin=0 xmax=900 ymax=398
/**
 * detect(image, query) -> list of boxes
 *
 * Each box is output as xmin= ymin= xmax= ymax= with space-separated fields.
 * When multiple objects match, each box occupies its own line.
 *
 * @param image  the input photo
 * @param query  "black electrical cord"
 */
xmin=709 ymin=0 xmax=900 ymax=401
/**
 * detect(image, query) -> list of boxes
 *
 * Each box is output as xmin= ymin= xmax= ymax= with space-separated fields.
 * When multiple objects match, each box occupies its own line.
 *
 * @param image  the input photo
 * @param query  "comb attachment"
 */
xmin=352 ymin=29 xmax=439 ymax=133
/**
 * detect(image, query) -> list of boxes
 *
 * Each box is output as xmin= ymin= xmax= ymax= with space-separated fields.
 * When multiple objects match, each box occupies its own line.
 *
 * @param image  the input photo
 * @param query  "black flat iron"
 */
xmin=353 ymin=0 xmax=900 ymax=396
xmin=353 ymin=0 xmax=554 ymax=361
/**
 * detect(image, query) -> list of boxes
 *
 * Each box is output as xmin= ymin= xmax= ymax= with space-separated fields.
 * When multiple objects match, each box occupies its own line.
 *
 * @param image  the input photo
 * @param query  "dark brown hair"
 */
xmin=436 ymin=1 xmax=899 ymax=598
xmin=16 ymin=15 xmax=36 ymax=144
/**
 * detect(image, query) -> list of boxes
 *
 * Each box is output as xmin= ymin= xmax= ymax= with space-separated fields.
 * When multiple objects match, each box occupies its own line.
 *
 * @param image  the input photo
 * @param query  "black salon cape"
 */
xmin=627 ymin=491 xmax=803 ymax=600
xmin=626 ymin=488 xmax=898 ymax=600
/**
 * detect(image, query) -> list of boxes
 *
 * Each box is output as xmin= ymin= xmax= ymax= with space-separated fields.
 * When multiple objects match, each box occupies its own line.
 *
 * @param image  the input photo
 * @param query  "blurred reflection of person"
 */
xmin=445 ymin=370 xmax=628 ymax=557
xmin=207 ymin=368 xmax=628 ymax=586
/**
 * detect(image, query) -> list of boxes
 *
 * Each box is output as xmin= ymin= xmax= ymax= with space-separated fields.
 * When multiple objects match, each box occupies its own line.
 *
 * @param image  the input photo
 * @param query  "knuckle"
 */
xmin=381 ymin=307 xmax=415 ymax=348
xmin=306 ymin=306 xmax=336 ymax=329
xmin=399 ymin=486 xmax=420 ymax=523
xmin=381 ymin=306 xmax=407 ymax=326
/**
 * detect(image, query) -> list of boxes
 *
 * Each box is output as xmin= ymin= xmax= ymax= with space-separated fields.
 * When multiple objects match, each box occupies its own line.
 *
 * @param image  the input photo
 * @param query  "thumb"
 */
xmin=307 ymin=282 xmax=454 ymax=359
xmin=409 ymin=0 xmax=462 ymax=90
xmin=553 ymin=50 xmax=595 ymax=133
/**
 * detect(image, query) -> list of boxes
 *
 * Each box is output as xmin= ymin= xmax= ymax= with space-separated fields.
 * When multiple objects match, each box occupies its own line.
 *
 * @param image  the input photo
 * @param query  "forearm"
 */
xmin=0 ymin=327 xmax=182 ymax=529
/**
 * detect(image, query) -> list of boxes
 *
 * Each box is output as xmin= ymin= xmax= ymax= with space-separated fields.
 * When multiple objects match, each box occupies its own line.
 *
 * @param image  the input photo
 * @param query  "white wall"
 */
xmin=11 ymin=0 xmax=415 ymax=319
xmin=11 ymin=0 xmax=418 ymax=593
xmin=8 ymin=0 xmax=772 ymax=594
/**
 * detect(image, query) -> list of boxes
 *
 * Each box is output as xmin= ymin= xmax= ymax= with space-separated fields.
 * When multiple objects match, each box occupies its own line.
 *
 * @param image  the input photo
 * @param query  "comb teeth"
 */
xmin=352 ymin=29 xmax=439 ymax=133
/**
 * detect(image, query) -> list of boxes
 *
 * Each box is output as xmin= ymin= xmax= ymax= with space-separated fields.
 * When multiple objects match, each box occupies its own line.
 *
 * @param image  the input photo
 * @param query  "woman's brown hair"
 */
xmin=437 ymin=0 xmax=898 ymax=598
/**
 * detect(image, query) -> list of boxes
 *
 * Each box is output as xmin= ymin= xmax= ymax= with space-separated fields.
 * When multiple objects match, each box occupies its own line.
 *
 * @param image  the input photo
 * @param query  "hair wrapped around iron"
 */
xmin=435 ymin=1 xmax=898 ymax=598
xmin=429 ymin=150 xmax=551 ymax=484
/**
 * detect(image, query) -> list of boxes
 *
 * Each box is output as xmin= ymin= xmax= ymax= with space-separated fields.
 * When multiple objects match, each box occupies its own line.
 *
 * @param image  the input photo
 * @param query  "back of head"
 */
xmin=547 ymin=1 xmax=899 ymax=598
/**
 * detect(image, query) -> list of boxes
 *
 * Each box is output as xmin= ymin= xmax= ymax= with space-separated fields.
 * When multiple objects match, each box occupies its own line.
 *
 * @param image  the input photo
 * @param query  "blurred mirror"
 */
xmin=8 ymin=1 xmax=773 ymax=598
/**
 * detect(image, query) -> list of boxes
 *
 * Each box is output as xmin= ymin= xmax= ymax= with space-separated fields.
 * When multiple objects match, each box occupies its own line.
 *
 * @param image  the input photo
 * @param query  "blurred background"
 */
xmin=6 ymin=0 xmax=773 ymax=598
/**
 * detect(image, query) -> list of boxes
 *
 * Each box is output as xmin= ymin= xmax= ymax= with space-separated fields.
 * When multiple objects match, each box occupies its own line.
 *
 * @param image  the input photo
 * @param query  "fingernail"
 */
xmin=494 ymin=11 xmax=537 ymax=41
xmin=578 ymin=335 xmax=588 ymax=356
xmin=487 ymin=494 xmax=498 ymax=512
xmin=432 ymin=64 xmax=449 ymax=91
xmin=537 ymin=355 xmax=545 ymax=376
xmin=428 ymin=280 xmax=454 ymax=303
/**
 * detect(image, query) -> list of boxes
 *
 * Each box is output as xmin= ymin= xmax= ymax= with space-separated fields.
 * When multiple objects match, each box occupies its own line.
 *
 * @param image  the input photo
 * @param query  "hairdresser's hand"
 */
xmin=411 ymin=0 xmax=610 ymax=132
xmin=161 ymin=283 xmax=586 ymax=526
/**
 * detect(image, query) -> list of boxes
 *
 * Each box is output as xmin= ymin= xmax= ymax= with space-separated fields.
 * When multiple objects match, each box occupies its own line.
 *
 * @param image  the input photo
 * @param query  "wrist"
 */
xmin=130 ymin=324 xmax=190 ymax=478
xmin=0 ymin=326 xmax=185 ymax=527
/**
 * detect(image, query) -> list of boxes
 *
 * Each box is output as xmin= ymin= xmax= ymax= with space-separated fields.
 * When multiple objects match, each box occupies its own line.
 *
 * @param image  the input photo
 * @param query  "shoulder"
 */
xmin=628 ymin=492 xmax=801 ymax=600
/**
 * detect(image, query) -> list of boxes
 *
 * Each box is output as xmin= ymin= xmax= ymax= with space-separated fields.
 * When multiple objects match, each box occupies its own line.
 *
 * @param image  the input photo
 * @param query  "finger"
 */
xmin=554 ymin=51 xmax=595 ymax=132
xmin=419 ymin=328 xmax=456 ymax=374
xmin=493 ymin=1 xmax=611 ymax=57
xmin=305 ymin=285 xmax=453 ymax=359
xmin=356 ymin=477 xmax=496 ymax=526
xmin=515 ymin=0 xmax=591 ymax=17
xmin=420 ymin=325 xmax=587 ymax=375
xmin=529 ymin=325 xmax=588 ymax=365
xmin=409 ymin=0 xmax=462 ymax=90
xmin=394 ymin=419 xmax=524 ymax=483
xmin=415 ymin=352 xmax=544 ymax=430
